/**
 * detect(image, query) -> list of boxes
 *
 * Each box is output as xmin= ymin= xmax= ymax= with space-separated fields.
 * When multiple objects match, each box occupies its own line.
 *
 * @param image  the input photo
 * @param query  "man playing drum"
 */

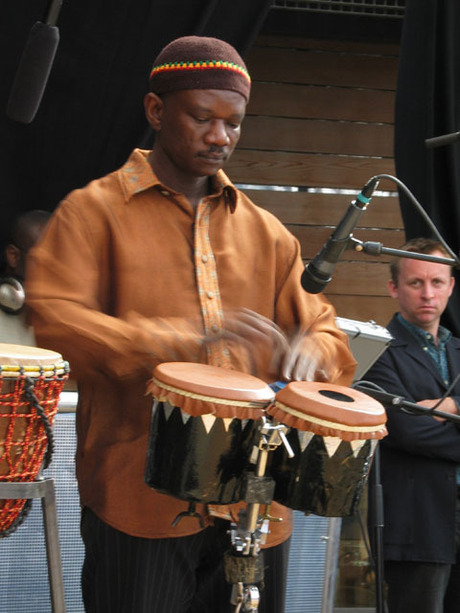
xmin=26 ymin=36 xmax=356 ymax=613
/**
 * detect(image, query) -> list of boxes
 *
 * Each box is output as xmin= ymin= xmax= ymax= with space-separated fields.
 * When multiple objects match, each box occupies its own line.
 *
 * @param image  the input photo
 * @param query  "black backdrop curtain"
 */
xmin=0 ymin=0 xmax=271 ymax=254
xmin=395 ymin=0 xmax=460 ymax=336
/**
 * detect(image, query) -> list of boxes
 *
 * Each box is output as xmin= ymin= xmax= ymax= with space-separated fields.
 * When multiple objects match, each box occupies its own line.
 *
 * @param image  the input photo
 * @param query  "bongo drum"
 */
xmin=145 ymin=362 xmax=274 ymax=505
xmin=0 ymin=344 xmax=69 ymax=535
xmin=266 ymin=382 xmax=387 ymax=517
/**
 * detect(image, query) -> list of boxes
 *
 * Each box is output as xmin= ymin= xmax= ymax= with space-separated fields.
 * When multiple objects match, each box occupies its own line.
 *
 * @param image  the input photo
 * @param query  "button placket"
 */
xmin=194 ymin=202 xmax=231 ymax=368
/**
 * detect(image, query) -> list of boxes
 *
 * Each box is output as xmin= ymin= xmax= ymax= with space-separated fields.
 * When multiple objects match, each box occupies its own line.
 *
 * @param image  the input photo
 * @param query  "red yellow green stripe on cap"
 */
xmin=150 ymin=60 xmax=251 ymax=85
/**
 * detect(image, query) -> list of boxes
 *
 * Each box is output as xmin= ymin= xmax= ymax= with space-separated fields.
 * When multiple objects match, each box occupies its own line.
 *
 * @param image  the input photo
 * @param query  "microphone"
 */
xmin=6 ymin=0 xmax=63 ymax=124
xmin=425 ymin=131 xmax=460 ymax=149
xmin=301 ymin=176 xmax=380 ymax=294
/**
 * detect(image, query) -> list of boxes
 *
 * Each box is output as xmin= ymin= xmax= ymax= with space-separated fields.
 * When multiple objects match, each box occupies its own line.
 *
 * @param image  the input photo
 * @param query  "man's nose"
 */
xmin=421 ymin=282 xmax=435 ymax=298
xmin=205 ymin=120 xmax=230 ymax=146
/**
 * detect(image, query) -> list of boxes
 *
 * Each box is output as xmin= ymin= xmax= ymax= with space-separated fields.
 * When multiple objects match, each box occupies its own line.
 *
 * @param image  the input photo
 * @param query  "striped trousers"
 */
xmin=81 ymin=507 xmax=290 ymax=613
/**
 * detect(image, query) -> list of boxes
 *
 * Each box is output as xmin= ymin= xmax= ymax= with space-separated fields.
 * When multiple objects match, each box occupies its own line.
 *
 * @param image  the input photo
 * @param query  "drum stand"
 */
xmin=225 ymin=415 xmax=294 ymax=613
xmin=0 ymin=478 xmax=66 ymax=612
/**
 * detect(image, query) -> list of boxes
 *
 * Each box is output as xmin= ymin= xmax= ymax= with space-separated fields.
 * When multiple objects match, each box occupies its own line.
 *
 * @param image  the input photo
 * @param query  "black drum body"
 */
xmin=269 ymin=430 xmax=376 ymax=517
xmin=145 ymin=401 xmax=259 ymax=505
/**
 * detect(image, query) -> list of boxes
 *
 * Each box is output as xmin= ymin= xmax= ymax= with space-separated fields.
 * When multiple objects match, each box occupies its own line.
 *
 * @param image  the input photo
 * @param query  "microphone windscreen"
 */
xmin=6 ymin=21 xmax=60 ymax=124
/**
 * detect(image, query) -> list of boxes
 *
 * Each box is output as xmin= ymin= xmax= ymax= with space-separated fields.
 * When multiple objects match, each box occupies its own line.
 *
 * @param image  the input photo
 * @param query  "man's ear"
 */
xmin=387 ymin=279 xmax=398 ymax=299
xmin=5 ymin=244 xmax=21 ymax=271
xmin=144 ymin=92 xmax=163 ymax=131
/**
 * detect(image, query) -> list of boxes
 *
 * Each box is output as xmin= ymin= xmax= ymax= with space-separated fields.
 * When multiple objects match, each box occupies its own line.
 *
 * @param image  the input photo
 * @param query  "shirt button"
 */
xmin=201 ymin=254 xmax=208 ymax=263
xmin=211 ymin=324 xmax=219 ymax=333
xmin=423 ymin=347 xmax=428 ymax=351
xmin=207 ymin=291 xmax=214 ymax=299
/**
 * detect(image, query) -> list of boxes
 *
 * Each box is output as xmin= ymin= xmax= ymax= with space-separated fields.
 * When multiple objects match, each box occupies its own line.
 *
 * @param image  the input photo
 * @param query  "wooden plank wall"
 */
xmin=225 ymin=35 xmax=405 ymax=326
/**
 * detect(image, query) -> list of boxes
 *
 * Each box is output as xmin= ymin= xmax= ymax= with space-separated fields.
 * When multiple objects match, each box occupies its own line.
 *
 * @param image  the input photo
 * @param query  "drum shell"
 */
xmin=145 ymin=400 xmax=260 ymax=505
xmin=269 ymin=428 xmax=376 ymax=517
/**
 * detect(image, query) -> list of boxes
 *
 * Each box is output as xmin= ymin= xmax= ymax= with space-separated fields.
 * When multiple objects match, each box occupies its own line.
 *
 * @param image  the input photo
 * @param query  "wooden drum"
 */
xmin=145 ymin=362 xmax=275 ymax=505
xmin=0 ymin=344 xmax=69 ymax=535
xmin=266 ymin=382 xmax=387 ymax=517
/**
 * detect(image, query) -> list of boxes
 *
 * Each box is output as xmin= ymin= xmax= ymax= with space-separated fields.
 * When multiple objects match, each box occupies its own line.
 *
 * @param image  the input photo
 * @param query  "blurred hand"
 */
xmin=203 ymin=308 xmax=289 ymax=373
xmin=281 ymin=331 xmax=329 ymax=382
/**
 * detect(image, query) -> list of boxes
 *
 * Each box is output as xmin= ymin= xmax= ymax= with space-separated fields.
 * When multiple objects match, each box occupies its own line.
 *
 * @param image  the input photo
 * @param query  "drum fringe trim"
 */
xmin=147 ymin=378 xmax=268 ymax=419
xmin=268 ymin=401 xmax=387 ymax=441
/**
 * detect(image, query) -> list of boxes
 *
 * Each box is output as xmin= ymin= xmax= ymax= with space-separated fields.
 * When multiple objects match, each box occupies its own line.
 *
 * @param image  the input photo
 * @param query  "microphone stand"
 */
xmin=349 ymin=239 xmax=460 ymax=269
xmin=353 ymin=383 xmax=460 ymax=424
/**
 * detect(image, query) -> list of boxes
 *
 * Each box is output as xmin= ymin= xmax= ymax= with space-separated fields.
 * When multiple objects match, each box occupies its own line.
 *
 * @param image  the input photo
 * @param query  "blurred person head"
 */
xmin=0 ymin=209 xmax=51 ymax=313
xmin=4 ymin=209 xmax=51 ymax=281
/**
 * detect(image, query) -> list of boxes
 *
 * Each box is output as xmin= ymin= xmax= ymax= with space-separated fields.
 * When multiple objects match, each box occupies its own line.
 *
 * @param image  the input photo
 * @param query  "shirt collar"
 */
xmin=397 ymin=312 xmax=452 ymax=347
xmin=119 ymin=148 xmax=238 ymax=212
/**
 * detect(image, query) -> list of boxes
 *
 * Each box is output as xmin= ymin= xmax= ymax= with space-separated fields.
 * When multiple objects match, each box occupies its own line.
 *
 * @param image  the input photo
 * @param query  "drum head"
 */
xmin=148 ymin=362 xmax=274 ymax=418
xmin=0 ymin=344 xmax=68 ymax=378
xmin=268 ymin=381 xmax=387 ymax=441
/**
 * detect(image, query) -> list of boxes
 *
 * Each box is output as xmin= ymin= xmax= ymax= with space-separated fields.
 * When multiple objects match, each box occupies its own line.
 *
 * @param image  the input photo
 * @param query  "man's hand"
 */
xmin=418 ymin=397 xmax=459 ymax=421
xmin=203 ymin=308 xmax=289 ymax=374
xmin=280 ymin=331 xmax=325 ymax=382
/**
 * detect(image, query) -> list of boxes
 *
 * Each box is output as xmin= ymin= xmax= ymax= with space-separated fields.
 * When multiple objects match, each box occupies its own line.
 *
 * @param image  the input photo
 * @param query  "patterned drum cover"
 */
xmin=145 ymin=362 xmax=274 ymax=505
xmin=266 ymin=382 xmax=387 ymax=517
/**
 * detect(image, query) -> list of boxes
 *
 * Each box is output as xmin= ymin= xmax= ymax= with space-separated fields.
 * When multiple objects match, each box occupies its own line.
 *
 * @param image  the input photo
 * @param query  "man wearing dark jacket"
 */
xmin=365 ymin=237 xmax=460 ymax=613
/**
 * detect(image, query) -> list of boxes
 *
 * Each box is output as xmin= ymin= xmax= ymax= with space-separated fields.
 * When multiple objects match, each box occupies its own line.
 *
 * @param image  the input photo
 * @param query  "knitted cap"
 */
xmin=149 ymin=36 xmax=251 ymax=102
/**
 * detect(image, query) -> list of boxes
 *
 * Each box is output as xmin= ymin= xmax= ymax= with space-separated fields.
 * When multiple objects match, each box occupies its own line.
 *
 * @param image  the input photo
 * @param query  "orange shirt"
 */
xmin=26 ymin=149 xmax=355 ymax=545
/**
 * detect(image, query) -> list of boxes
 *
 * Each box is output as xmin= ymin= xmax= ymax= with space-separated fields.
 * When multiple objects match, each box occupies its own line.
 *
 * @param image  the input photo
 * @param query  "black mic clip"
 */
xmin=301 ymin=176 xmax=380 ymax=294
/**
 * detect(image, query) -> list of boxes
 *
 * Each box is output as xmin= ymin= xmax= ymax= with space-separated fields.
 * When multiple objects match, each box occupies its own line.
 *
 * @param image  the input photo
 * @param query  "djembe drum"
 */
xmin=0 ymin=344 xmax=69 ymax=535
xmin=145 ymin=362 xmax=275 ymax=505
xmin=267 ymin=381 xmax=387 ymax=517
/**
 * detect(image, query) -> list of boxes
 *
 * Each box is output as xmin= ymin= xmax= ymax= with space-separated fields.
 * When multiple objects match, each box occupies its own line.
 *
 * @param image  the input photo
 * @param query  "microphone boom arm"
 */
xmin=353 ymin=381 xmax=460 ymax=424
xmin=350 ymin=238 xmax=460 ymax=269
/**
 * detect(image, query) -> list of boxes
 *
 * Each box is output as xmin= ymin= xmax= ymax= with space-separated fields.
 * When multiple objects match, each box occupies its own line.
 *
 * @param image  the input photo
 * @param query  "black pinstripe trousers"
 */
xmin=81 ymin=507 xmax=290 ymax=613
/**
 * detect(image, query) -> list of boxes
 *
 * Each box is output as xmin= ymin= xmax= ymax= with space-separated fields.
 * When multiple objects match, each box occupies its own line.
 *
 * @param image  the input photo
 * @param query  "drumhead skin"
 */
xmin=268 ymin=381 xmax=387 ymax=441
xmin=148 ymin=362 xmax=274 ymax=419
xmin=0 ymin=343 xmax=64 ymax=365
xmin=0 ymin=343 xmax=68 ymax=378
